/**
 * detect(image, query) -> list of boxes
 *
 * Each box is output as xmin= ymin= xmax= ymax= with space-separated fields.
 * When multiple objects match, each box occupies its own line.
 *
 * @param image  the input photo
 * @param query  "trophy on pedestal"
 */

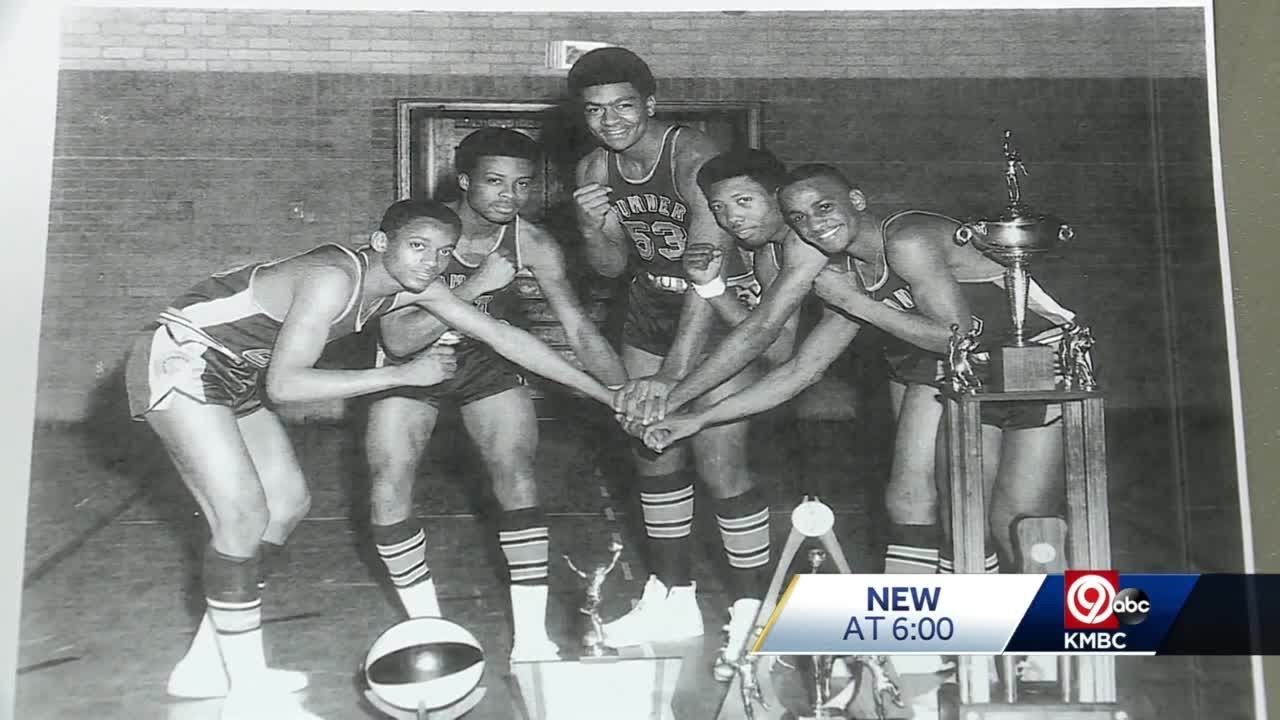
xmin=509 ymin=539 xmax=682 ymax=720
xmin=953 ymin=129 xmax=1076 ymax=392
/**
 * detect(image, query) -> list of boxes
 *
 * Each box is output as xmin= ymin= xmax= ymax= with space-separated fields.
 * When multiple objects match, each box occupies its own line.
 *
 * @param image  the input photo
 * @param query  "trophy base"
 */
xmin=990 ymin=344 xmax=1057 ymax=392
xmin=510 ymin=649 xmax=682 ymax=720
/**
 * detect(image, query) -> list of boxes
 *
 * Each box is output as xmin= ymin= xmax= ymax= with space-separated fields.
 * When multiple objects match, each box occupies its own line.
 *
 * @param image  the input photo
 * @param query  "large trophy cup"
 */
xmin=509 ymin=539 xmax=682 ymax=720
xmin=953 ymin=130 xmax=1075 ymax=392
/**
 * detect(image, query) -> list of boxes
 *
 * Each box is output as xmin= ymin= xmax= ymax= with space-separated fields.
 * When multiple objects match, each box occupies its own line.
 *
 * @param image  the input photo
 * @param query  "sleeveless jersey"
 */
xmin=155 ymin=244 xmax=393 ymax=370
xmin=854 ymin=210 xmax=1077 ymax=382
xmin=440 ymin=216 xmax=524 ymax=324
xmin=607 ymin=125 xmax=693 ymax=280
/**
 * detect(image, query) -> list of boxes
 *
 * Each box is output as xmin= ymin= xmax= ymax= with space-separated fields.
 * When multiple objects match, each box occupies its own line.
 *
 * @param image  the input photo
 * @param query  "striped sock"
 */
xmin=938 ymin=546 xmax=1000 ymax=574
xmin=498 ymin=507 xmax=550 ymax=586
xmin=714 ymin=487 xmax=771 ymax=599
xmin=639 ymin=471 xmax=695 ymax=588
xmin=203 ymin=545 xmax=265 ymax=686
xmin=373 ymin=519 xmax=439 ymax=617
xmin=884 ymin=524 xmax=940 ymax=574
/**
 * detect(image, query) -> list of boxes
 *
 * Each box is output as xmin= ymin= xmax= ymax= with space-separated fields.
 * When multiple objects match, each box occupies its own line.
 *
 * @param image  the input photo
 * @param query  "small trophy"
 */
xmin=563 ymin=540 xmax=624 ymax=660
xmin=954 ymin=129 xmax=1075 ymax=392
xmin=1057 ymin=321 xmax=1099 ymax=391
xmin=946 ymin=321 xmax=984 ymax=394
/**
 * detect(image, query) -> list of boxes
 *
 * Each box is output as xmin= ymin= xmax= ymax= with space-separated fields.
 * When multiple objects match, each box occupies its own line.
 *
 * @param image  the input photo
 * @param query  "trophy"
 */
xmin=511 ymin=538 xmax=682 ymax=720
xmin=563 ymin=540 xmax=624 ymax=660
xmin=954 ymin=130 xmax=1075 ymax=392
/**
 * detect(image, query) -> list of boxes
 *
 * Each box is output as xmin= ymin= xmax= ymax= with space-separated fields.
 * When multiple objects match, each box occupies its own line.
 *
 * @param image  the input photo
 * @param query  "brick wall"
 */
xmin=58 ymin=7 xmax=1206 ymax=78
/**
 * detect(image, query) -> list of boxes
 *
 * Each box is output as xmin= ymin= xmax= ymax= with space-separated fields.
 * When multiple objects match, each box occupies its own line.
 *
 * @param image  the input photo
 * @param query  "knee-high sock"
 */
xmin=884 ymin=523 xmax=940 ymax=574
xmin=713 ymin=486 xmax=771 ymax=600
xmin=373 ymin=519 xmax=440 ymax=617
xmin=498 ymin=507 xmax=552 ymax=645
xmin=938 ymin=535 xmax=1000 ymax=574
xmin=639 ymin=471 xmax=695 ymax=588
xmin=203 ymin=545 xmax=265 ymax=687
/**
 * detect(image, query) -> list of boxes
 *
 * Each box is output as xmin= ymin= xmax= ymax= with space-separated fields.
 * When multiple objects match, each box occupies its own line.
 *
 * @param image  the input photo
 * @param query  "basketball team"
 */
xmin=124 ymin=47 xmax=1081 ymax=713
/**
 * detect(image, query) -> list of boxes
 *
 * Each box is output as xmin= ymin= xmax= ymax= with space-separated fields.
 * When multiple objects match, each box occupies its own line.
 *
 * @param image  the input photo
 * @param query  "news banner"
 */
xmin=751 ymin=572 xmax=1280 ymax=656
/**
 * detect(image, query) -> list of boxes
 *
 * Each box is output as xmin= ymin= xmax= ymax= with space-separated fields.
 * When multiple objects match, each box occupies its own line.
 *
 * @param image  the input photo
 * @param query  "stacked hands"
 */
xmin=609 ymin=242 xmax=871 ymax=455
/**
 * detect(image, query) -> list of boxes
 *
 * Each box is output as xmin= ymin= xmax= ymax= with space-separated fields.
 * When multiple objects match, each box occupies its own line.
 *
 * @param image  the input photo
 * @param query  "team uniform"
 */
xmin=126 ymin=244 xmax=394 ymax=419
xmin=373 ymin=217 xmax=526 ymax=407
xmin=855 ymin=210 xmax=1078 ymax=429
xmin=607 ymin=125 xmax=759 ymax=355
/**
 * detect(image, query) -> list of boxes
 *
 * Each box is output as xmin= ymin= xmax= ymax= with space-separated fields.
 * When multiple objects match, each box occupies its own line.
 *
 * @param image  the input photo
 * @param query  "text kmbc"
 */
xmin=1064 ymin=570 xmax=1151 ymax=630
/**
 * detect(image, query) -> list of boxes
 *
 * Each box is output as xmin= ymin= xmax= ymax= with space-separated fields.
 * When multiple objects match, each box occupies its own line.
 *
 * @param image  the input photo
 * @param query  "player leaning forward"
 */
xmin=126 ymin=198 xmax=616 ymax=711
xmin=364 ymin=127 xmax=628 ymax=664
xmin=569 ymin=45 xmax=778 ymax=667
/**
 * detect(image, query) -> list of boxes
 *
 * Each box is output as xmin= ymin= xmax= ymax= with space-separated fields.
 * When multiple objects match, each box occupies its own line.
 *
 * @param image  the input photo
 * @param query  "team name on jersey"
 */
xmin=612 ymin=193 xmax=688 ymax=223
xmin=447 ymin=272 xmax=495 ymax=315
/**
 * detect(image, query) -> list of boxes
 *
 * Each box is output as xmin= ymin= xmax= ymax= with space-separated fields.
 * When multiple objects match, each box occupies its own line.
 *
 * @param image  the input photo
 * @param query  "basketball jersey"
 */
xmin=607 ymin=125 xmax=694 ymax=280
xmin=440 ymin=216 xmax=524 ymax=323
xmin=156 ymin=244 xmax=392 ymax=370
xmin=605 ymin=125 xmax=755 ymax=288
xmin=856 ymin=210 xmax=1076 ymax=373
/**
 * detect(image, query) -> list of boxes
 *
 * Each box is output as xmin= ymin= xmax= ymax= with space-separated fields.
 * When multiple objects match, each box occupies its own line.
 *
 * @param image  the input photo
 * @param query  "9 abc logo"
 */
xmin=1064 ymin=571 xmax=1150 ymax=630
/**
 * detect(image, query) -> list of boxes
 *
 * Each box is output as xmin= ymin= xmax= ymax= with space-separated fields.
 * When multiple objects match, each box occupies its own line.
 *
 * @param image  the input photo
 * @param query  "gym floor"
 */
xmin=14 ymin=382 xmax=1256 ymax=719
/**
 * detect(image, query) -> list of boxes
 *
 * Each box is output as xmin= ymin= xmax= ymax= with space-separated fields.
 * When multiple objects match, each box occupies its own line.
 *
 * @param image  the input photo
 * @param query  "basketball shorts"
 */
xmin=375 ymin=336 xmax=525 ymax=407
xmin=885 ymin=349 xmax=1062 ymax=431
xmin=622 ymin=273 xmax=732 ymax=358
xmin=125 ymin=324 xmax=265 ymax=419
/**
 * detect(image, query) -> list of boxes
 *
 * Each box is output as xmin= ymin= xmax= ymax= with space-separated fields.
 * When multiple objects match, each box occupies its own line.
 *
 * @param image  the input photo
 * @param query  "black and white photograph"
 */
xmin=4 ymin=1 xmax=1260 ymax=719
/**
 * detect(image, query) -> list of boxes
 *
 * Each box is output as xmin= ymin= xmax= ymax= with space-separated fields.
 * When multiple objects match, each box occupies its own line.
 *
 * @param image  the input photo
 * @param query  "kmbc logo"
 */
xmin=1064 ymin=570 xmax=1151 ymax=629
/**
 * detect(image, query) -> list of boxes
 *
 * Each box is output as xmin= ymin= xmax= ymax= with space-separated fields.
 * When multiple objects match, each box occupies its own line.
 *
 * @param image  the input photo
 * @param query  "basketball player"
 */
xmin=645 ymin=164 xmax=1081 ymax=576
xmin=364 ymin=128 xmax=627 ymax=664
xmin=568 ymin=47 xmax=774 ymax=654
xmin=127 ymin=199 xmax=616 ymax=712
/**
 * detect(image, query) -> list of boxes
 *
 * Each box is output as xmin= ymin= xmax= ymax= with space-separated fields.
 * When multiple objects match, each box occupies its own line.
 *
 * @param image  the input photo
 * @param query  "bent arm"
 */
xmin=411 ymin=284 xmax=614 ymax=405
xmin=379 ymin=281 xmax=489 ymax=358
xmin=696 ymin=309 xmax=862 ymax=426
xmin=665 ymin=239 xmax=828 ymax=411
xmin=265 ymin=268 xmax=406 ymax=404
xmin=576 ymin=153 xmax=629 ymax=278
xmin=827 ymin=234 xmax=970 ymax=354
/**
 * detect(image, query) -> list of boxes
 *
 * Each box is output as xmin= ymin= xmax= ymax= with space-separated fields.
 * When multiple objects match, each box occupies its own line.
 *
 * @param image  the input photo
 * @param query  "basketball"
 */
xmin=364 ymin=618 xmax=486 ymax=712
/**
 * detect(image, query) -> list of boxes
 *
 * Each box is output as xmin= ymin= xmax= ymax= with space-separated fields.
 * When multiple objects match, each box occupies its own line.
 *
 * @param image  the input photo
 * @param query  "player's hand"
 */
xmin=470 ymin=247 xmax=518 ymax=295
xmin=643 ymin=413 xmax=707 ymax=452
xmin=682 ymin=242 xmax=724 ymax=286
xmin=613 ymin=375 xmax=675 ymax=425
xmin=812 ymin=265 xmax=863 ymax=308
xmin=615 ymin=413 xmax=649 ymax=440
xmin=398 ymin=345 xmax=457 ymax=387
xmin=572 ymin=183 xmax=614 ymax=234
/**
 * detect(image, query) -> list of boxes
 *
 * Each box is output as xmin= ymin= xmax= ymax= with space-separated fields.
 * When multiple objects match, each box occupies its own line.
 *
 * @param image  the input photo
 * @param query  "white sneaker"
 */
xmin=601 ymin=576 xmax=704 ymax=648
xmin=510 ymin=637 xmax=561 ymax=663
xmin=713 ymin=598 xmax=762 ymax=682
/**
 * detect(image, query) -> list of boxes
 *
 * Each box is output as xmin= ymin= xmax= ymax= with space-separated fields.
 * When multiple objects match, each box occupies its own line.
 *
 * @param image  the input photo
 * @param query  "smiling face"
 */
xmin=460 ymin=155 xmax=535 ymax=224
xmin=779 ymin=175 xmax=865 ymax=255
xmin=706 ymin=175 xmax=786 ymax=249
xmin=378 ymin=217 xmax=458 ymax=293
xmin=580 ymin=82 xmax=655 ymax=152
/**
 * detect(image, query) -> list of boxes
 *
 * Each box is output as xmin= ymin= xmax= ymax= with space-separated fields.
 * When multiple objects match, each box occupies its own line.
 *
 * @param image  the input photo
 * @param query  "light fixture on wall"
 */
xmin=546 ymin=40 xmax=615 ymax=71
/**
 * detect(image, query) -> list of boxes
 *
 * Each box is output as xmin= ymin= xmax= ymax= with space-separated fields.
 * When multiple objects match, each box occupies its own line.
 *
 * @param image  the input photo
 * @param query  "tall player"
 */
xmin=364 ymin=128 xmax=627 ymax=663
xmin=128 ymin=199 xmax=616 ymax=714
xmin=568 ymin=47 xmax=774 ymax=656
xmin=646 ymin=164 xmax=1081 ymax=573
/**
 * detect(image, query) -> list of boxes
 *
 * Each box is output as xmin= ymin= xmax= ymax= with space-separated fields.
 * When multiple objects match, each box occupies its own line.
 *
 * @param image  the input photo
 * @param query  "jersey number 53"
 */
xmin=623 ymin=220 xmax=687 ymax=262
